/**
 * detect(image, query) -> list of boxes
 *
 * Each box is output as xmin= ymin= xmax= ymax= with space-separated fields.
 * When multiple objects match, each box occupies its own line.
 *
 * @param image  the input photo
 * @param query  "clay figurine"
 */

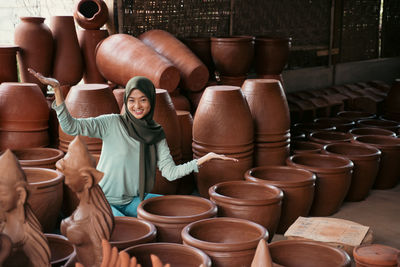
xmin=251 ymin=239 xmax=274 ymax=267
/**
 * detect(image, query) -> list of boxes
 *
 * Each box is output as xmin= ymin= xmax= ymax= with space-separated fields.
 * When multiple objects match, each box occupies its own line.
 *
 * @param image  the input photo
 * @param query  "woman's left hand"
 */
xmin=197 ymin=152 xmax=238 ymax=166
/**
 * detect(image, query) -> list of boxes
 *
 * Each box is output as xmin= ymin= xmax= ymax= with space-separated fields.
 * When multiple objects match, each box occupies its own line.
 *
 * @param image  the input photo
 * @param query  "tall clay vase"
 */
xmin=192 ymin=85 xmax=254 ymax=198
xmin=323 ymin=143 xmax=381 ymax=201
xmin=96 ymin=34 xmax=180 ymax=91
xmin=184 ymin=37 xmax=215 ymax=78
xmin=209 ymin=181 xmax=283 ymax=240
xmin=286 ymin=153 xmax=353 ymax=216
xmin=14 ymin=17 xmax=54 ymax=94
xmin=352 ymin=135 xmax=400 ymax=189
xmin=182 ymin=217 xmax=268 ymax=267
xmin=73 ymin=0 xmax=109 ymax=30
xmin=241 ymin=79 xmax=290 ymax=166
xmin=349 ymin=127 xmax=397 ymax=138
xmin=45 ymin=233 xmax=75 ymax=267
xmin=0 ymin=82 xmax=49 ymax=150
xmin=137 ymin=195 xmax=217 ymax=243
xmin=0 ymin=45 xmax=19 ymax=83
xmin=78 ymin=29 xmax=108 ymax=83
xmin=353 ymin=244 xmax=400 ymax=267
xmin=139 ymin=30 xmax=209 ymax=92
xmin=245 ymin=166 xmax=316 ymax=234
xmin=50 ymin=16 xmax=84 ymax=86
xmin=12 ymin=147 xmax=64 ymax=169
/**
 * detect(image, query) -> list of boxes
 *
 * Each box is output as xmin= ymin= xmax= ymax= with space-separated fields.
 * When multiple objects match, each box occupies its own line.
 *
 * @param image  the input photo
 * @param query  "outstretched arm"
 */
xmin=28 ymin=68 xmax=64 ymax=106
xmin=197 ymin=152 xmax=238 ymax=166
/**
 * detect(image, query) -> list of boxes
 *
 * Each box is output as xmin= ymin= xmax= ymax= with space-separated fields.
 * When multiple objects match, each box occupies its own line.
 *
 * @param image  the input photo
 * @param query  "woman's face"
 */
xmin=127 ymin=89 xmax=151 ymax=119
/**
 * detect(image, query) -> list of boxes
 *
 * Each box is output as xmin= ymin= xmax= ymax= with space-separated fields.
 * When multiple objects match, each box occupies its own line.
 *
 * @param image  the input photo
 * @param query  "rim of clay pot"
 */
xmin=211 ymin=36 xmax=254 ymax=42
xmin=182 ymin=217 xmax=268 ymax=252
xmin=23 ymin=167 xmax=64 ymax=189
xmin=0 ymin=45 xmax=19 ymax=53
xmin=51 ymin=15 xmax=75 ymax=20
xmin=10 ymin=148 xmax=64 ymax=167
xmin=314 ymin=117 xmax=355 ymax=127
xmin=45 ymin=233 xmax=75 ymax=265
xmin=137 ymin=195 xmax=217 ymax=224
xmin=309 ymin=131 xmax=354 ymax=144
xmin=254 ymin=36 xmax=292 ymax=43
xmin=70 ymin=83 xmax=110 ymax=92
xmin=291 ymin=140 xmax=323 ymax=154
xmin=245 ymin=166 xmax=316 ymax=188
xmin=293 ymin=122 xmax=336 ymax=133
xmin=209 ymin=181 xmax=283 ymax=206
xmin=77 ymin=0 xmax=102 ymax=20
xmin=337 ymin=110 xmax=376 ymax=120
xmin=349 ymin=127 xmax=397 ymax=137
xmin=20 ymin=16 xmax=45 ymax=23
xmin=286 ymin=153 xmax=354 ymax=174
xmin=353 ymin=244 xmax=399 ymax=266
xmin=353 ymin=135 xmax=400 ymax=149
xmin=357 ymin=118 xmax=400 ymax=129
xmin=184 ymin=37 xmax=210 ymax=42
xmin=323 ymin=142 xmax=381 ymax=160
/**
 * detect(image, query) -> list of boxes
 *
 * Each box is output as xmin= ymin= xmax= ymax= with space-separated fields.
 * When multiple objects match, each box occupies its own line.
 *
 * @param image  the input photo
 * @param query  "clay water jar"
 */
xmin=349 ymin=127 xmax=397 ymax=138
xmin=245 ymin=166 xmax=316 ymax=234
xmin=184 ymin=37 xmax=215 ymax=77
xmin=323 ymin=143 xmax=381 ymax=201
xmin=337 ymin=111 xmax=376 ymax=121
xmin=73 ymin=0 xmax=109 ymax=30
xmin=45 ymin=233 xmax=75 ymax=267
xmin=96 ymin=34 xmax=180 ymax=91
xmin=309 ymin=130 xmax=354 ymax=145
xmin=193 ymin=85 xmax=254 ymax=197
xmin=24 ymin=167 xmax=64 ymax=233
xmin=182 ymin=217 xmax=268 ymax=267
xmin=139 ymin=30 xmax=209 ymax=92
xmin=11 ymin=148 xmax=64 ymax=169
xmin=0 ymin=45 xmax=19 ymax=83
xmin=353 ymin=244 xmax=399 ymax=267
xmin=352 ymin=135 xmax=400 ymax=189
xmin=314 ymin=117 xmax=355 ymax=132
xmin=291 ymin=140 xmax=323 ymax=154
xmin=357 ymin=119 xmax=400 ymax=134
xmin=110 ymin=217 xmax=157 ymax=250
xmin=123 ymin=243 xmax=211 ymax=267
xmin=137 ymin=195 xmax=217 ymax=243
xmin=286 ymin=153 xmax=353 ymax=216
xmin=209 ymin=181 xmax=283 ymax=240
xmin=269 ymin=240 xmax=351 ymax=267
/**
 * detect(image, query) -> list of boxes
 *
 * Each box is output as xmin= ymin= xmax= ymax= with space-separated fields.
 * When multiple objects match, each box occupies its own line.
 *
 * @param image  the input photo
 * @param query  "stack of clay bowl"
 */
xmin=45 ymin=233 xmax=75 ymax=266
xmin=0 ymin=45 xmax=19 ymax=83
xmin=308 ymin=131 xmax=354 ymax=145
xmin=242 ymin=79 xmax=291 ymax=166
xmin=286 ymin=153 xmax=353 ymax=216
xmin=353 ymin=244 xmax=400 ymax=267
xmin=290 ymin=140 xmax=324 ymax=155
xmin=314 ymin=117 xmax=355 ymax=132
xmin=209 ymin=180 xmax=283 ymax=240
xmin=384 ymin=79 xmax=400 ymax=122
xmin=349 ymin=127 xmax=397 ymax=138
xmin=356 ymin=118 xmax=400 ymax=135
xmin=192 ymin=85 xmax=254 ymax=197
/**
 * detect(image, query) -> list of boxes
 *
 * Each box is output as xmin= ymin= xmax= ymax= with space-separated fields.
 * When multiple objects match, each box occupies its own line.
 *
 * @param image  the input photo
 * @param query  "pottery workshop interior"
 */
xmin=0 ymin=0 xmax=400 ymax=266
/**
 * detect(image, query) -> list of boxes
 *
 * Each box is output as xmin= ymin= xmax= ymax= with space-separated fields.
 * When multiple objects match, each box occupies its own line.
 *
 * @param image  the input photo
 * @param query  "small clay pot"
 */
xmin=0 ymin=45 xmax=19 ymax=83
xmin=314 ymin=117 xmax=355 ymax=132
xmin=109 ymin=217 xmax=157 ymax=250
xmin=45 ymin=233 xmax=75 ymax=267
xmin=337 ymin=111 xmax=376 ymax=121
xmin=137 ymin=195 xmax=217 ymax=243
xmin=209 ymin=181 xmax=283 ymax=240
xmin=291 ymin=140 xmax=323 ymax=155
xmin=123 ymin=242 xmax=211 ymax=267
xmin=245 ymin=166 xmax=316 ymax=234
xmin=309 ymin=130 xmax=354 ymax=145
xmin=184 ymin=37 xmax=215 ymax=77
xmin=269 ymin=240 xmax=351 ymax=267
xmin=11 ymin=148 xmax=64 ymax=169
xmin=353 ymin=244 xmax=399 ymax=267
xmin=323 ymin=142 xmax=381 ymax=201
xmin=73 ymin=0 xmax=109 ymax=30
xmin=357 ymin=119 xmax=400 ymax=134
xmin=349 ymin=127 xmax=397 ymax=138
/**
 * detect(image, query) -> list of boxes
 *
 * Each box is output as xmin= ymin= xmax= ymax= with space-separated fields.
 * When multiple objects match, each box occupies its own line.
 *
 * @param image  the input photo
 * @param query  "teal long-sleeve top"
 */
xmin=53 ymin=102 xmax=198 ymax=205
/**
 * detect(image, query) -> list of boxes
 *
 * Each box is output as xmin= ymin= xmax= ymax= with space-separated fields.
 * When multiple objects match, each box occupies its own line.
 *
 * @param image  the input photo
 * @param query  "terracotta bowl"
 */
xmin=353 ymin=244 xmax=399 ymax=267
xmin=337 ymin=110 xmax=376 ymax=121
xmin=109 ymin=217 xmax=157 ymax=250
xmin=356 ymin=119 xmax=400 ymax=134
xmin=309 ymin=130 xmax=354 ymax=145
xmin=291 ymin=140 xmax=323 ymax=154
xmin=314 ymin=117 xmax=355 ymax=132
xmin=349 ymin=127 xmax=397 ymax=138
xmin=45 ymin=233 xmax=75 ymax=267
xmin=11 ymin=148 xmax=64 ymax=169
xmin=292 ymin=122 xmax=336 ymax=136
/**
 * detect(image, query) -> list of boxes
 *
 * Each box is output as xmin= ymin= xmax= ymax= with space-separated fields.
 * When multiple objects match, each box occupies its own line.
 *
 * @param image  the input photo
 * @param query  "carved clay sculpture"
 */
xmin=0 ymin=150 xmax=51 ymax=267
xmin=56 ymin=136 xmax=114 ymax=267
xmin=251 ymin=239 xmax=273 ymax=267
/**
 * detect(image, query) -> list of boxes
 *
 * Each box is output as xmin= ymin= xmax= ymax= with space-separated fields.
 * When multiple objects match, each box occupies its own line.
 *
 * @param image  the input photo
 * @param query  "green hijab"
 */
xmin=120 ymin=76 xmax=165 ymax=200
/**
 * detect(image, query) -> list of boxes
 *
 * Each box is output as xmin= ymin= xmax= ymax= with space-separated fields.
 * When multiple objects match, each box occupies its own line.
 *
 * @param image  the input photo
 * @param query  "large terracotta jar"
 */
xmin=12 ymin=148 xmax=64 ymax=169
xmin=78 ymin=29 xmax=108 ymax=83
xmin=269 ymin=240 xmax=351 ymax=267
xmin=123 ymin=243 xmax=211 ymax=267
xmin=352 ymin=135 xmax=400 ymax=189
xmin=286 ymin=153 xmax=353 ymax=216
xmin=209 ymin=181 xmax=282 ymax=240
xmin=184 ymin=37 xmax=215 ymax=78
xmin=353 ymin=244 xmax=399 ymax=267
xmin=50 ymin=16 xmax=84 ymax=86
xmin=309 ymin=130 xmax=354 ymax=145
xmin=0 ymin=45 xmax=19 ymax=83
xmin=96 ymin=34 xmax=180 ymax=91
xmin=241 ymin=79 xmax=290 ymax=166
xmin=140 ymin=30 xmax=209 ymax=92
xmin=314 ymin=117 xmax=355 ymax=132
xmin=182 ymin=217 xmax=268 ymax=267
xmin=109 ymin=217 xmax=157 ymax=250
xmin=323 ymin=143 xmax=381 ymax=201
xmin=24 ymin=167 xmax=64 ymax=233
xmin=73 ymin=0 xmax=109 ymax=30
xmin=0 ymin=82 xmax=49 ymax=150
xmin=290 ymin=140 xmax=323 ymax=155
xmin=137 ymin=195 xmax=217 ymax=243
xmin=349 ymin=127 xmax=397 ymax=138
xmin=45 ymin=233 xmax=75 ymax=267
xmin=245 ymin=166 xmax=316 ymax=234
xmin=14 ymin=17 xmax=54 ymax=94
xmin=356 ymin=119 xmax=400 ymax=134
xmin=192 ymin=85 xmax=254 ymax=197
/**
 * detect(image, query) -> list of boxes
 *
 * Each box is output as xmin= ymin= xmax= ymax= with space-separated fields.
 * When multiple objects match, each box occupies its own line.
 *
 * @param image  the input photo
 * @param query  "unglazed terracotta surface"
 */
xmin=290 ymin=140 xmax=323 ymax=155
xmin=314 ymin=117 xmax=355 ymax=132
xmin=356 ymin=119 xmax=400 ymax=134
xmin=45 ymin=233 xmax=75 ymax=267
xmin=349 ymin=127 xmax=397 ymax=138
xmin=309 ymin=130 xmax=354 ymax=145
xmin=254 ymin=37 xmax=291 ymax=76
xmin=73 ymin=0 xmax=109 ymax=30
xmin=12 ymin=147 xmax=64 ymax=169
xmin=184 ymin=37 xmax=215 ymax=78
xmin=353 ymin=244 xmax=399 ymax=267
xmin=0 ymin=46 xmax=19 ymax=83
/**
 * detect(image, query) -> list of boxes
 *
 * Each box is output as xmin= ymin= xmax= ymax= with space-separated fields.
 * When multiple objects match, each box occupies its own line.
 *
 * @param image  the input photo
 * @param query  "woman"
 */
xmin=29 ymin=69 xmax=237 ymax=217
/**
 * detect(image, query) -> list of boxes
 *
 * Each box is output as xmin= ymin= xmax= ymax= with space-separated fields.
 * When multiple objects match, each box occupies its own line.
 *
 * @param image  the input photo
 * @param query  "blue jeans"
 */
xmin=110 ymin=193 xmax=161 ymax=217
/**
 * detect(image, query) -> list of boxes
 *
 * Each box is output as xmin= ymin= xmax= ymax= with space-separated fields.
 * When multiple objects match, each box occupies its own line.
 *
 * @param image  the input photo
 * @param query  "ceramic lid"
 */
xmin=354 ymin=244 xmax=399 ymax=266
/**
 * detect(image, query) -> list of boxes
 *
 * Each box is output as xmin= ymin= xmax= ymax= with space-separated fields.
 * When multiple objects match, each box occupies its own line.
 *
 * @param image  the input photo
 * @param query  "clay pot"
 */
xmin=286 ymin=153 xmax=353 ymax=216
xmin=323 ymin=142 xmax=381 ymax=201
xmin=0 ymin=45 xmax=19 ymax=83
xmin=184 ymin=37 xmax=215 ymax=78
xmin=209 ymin=181 xmax=282 ymax=240
xmin=96 ymin=34 xmax=180 ymax=91
xmin=269 ymin=240 xmax=351 ymax=267
xmin=357 ymin=119 xmax=400 ymax=134
xmin=182 ymin=217 xmax=268 ymax=267
xmin=78 ymin=29 xmax=108 ymax=83
xmin=349 ymin=127 xmax=397 ymax=138
xmin=192 ymin=85 xmax=254 ymax=197
xmin=170 ymin=91 xmax=191 ymax=112
xmin=186 ymin=88 xmax=205 ymax=114
xmin=73 ymin=0 xmax=109 ymax=30
xmin=140 ymin=30 xmax=209 ymax=92
xmin=137 ymin=195 xmax=217 ymax=243
xmin=14 ymin=17 xmax=54 ymax=93
xmin=24 ymin=167 xmax=64 ymax=233
xmin=245 ymin=166 xmax=316 ymax=234
xmin=50 ymin=16 xmax=84 ymax=86
xmin=0 ymin=82 xmax=49 ymax=150
xmin=309 ymin=131 xmax=354 ymax=145
xmin=45 ymin=233 xmax=75 ymax=267
xmin=123 ymin=243 xmax=211 ymax=267
xmin=11 ymin=148 xmax=64 ymax=169
xmin=352 ymin=135 xmax=400 ymax=189
xmin=110 ymin=217 xmax=157 ymax=250
xmin=112 ymin=88 xmax=125 ymax=111
xmin=314 ymin=117 xmax=355 ymax=132
xmin=291 ymin=140 xmax=323 ymax=155
xmin=292 ymin=122 xmax=336 ymax=137
xmin=337 ymin=111 xmax=376 ymax=121
xmin=354 ymin=244 xmax=399 ymax=267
